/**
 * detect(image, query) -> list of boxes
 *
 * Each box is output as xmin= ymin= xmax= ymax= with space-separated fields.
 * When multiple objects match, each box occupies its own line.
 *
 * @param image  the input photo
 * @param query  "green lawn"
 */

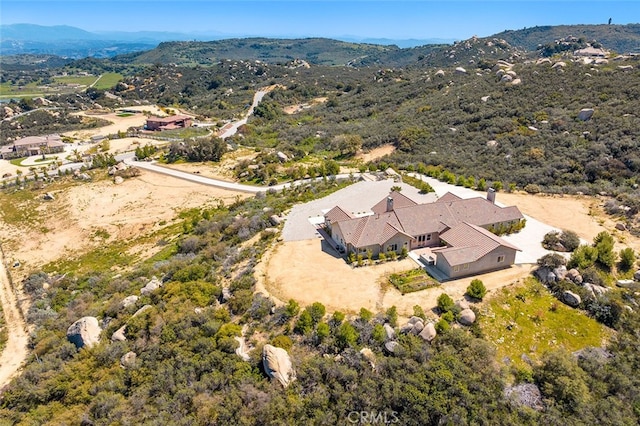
xmin=52 ymin=75 xmax=96 ymax=86
xmin=93 ymin=73 xmax=123 ymax=90
xmin=481 ymin=277 xmax=610 ymax=371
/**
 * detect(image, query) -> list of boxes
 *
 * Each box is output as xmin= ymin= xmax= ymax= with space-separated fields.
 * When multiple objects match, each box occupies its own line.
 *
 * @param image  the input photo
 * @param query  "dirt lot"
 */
xmin=1 ymin=170 xmax=248 ymax=275
xmin=355 ymin=144 xmax=396 ymax=163
xmin=258 ymin=190 xmax=640 ymax=318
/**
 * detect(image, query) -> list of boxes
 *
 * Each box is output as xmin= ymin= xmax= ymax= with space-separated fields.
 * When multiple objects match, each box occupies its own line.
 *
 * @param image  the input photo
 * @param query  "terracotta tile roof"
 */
xmin=438 ymin=197 xmax=524 ymax=227
xmin=371 ymin=190 xmax=418 ymax=214
xmin=332 ymin=192 xmax=524 ymax=253
xmin=435 ymin=192 xmax=462 ymax=203
xmin=435 ymin=222 xmax=520 ymax=265
xmin=324 ymin=206 xmax=353 ymax=223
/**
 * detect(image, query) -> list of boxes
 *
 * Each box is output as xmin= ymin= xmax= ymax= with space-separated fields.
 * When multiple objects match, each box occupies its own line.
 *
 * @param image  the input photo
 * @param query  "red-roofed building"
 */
xmin=146 ymin=115 xmax=192 ymax=131
xmin=324 ymin=190 xmax=524 ymax=279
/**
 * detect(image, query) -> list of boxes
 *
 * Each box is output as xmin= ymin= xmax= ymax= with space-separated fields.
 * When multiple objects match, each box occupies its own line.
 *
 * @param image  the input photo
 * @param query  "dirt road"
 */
xmin=0 ymin=247 xmax=28 ymax=390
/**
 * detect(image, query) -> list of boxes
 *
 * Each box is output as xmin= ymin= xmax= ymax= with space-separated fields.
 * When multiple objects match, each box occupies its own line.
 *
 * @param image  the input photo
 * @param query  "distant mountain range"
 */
xmin=0 ymin=24 xmax=453 ymax=58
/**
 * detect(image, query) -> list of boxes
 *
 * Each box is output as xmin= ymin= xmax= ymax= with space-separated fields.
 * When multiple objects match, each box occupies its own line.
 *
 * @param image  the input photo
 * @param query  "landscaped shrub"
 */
xmin=437 ymin=293 xmax=455 ymax=314
xmin=466 ymin=279 xmax=487 ymax=300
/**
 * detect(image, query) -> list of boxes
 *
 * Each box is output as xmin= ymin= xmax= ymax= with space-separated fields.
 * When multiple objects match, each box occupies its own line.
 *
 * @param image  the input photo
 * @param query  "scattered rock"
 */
xmin=577 ymin=108 xmax=594 ymax=121
xmin=551 ymin=61 xmax=566 ymax=69
xmin=536 ymin=58 xmax=552 ymax=66
xmin=383 ymin=323 xmax=396 ymax=340
xmin=455 ymin=67 xmax=467 ymax=74
xmin=455 ymin=299 xmax=470 ymax=310
xmin=615 ymin=223 xmax=627 ymax=231
xmin=221 ymin=287 xmax=232 ymax=302
xmin=140 ymin=276 xmax=162 ymax=295
xmin=563 ymin=290 xmax=581 ymax=307
xmin=583 ymin=283 xmax=609 ymax=298
xmin=500 ymin=74 xmax=513 ymax=83
xmin=418 ymin=322 xmax=437 ymax=342
xmin=618 ymin=65 xmax=633 ymax=71
xmin=276 ymin=151 xmax=288 ymax=162
xmin=633 ymin=270 xmax=640 ymax=281
xmin=435 ymin=70 xmax=445 ymax=77
xmin=67 ymin=317 xmax=101 ymax=349
xmin=114 ymin=176 xmax=124 ymax=185
xmin=43 ymin=192 xmax=55 ymax=201
xmin=262 ymin=344 xmax=296 ymax=387
xmin=120 ymin=295 xmax=139 ymax=309
xmin=481 ymin=96 xmax=490 ymax=102
xmin=487 ymin=140 xmax=498 ymax=147
xmin=111 ymin=325 xmax=127 ymax=342
xmin=120 ymin=351 xmax=137 ymax=369
xmin=458 ymin=309 xmax=476 ymax=325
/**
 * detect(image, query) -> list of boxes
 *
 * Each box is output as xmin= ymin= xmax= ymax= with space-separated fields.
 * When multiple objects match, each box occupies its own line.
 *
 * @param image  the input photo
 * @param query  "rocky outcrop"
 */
xmin=418 ymin=322 xmax=437 ymax=342
xmin=263 ymin=344 xmax=296 ymax=387
xmin=563 ymin=291 xmax=581 ymax=307
xmin=140 ymin=276 xmax=162 ymax=295
xmin=458 ymin=309 xmax=477 ymax=325
xmin=120 ymin=295 xmax=139 ymax=309
xmin=504 ymin=383 xmax=544 ymax=411
xmin=67 ymin=317 xmax=101 ymax=349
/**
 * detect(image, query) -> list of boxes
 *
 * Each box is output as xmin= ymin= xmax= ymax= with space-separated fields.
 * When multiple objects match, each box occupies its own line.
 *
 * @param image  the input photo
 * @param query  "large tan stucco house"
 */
xmin=0 ymin=134 xmax=65 ymax=160
xmin=324 ymin=190 xmax=524 ymax=280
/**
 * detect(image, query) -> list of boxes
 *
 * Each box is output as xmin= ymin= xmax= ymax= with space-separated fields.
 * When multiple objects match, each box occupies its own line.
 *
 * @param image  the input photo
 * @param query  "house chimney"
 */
xmin=386 ymin=196 xmax=394 ymax=212
xmin=487 ymin=188 xmax=496 ymax=204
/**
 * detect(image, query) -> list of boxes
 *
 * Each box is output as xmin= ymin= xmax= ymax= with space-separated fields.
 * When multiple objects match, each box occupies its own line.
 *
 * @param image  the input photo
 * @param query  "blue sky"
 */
xmin=2 ymin=1 xmax=638 ymax=40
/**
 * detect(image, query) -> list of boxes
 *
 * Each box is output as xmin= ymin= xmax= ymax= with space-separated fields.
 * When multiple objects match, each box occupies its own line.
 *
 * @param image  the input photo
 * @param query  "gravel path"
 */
xmin=0 ymin=247 xmax=28 ymax=391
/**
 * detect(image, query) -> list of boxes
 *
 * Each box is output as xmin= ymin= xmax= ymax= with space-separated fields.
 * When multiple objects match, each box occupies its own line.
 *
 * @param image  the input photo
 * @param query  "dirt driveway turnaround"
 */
xmin=258 ymin=238 xmax=533 ymax=317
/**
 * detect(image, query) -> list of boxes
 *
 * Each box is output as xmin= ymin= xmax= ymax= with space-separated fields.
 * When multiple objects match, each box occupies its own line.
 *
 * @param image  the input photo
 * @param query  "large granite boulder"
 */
xmin=120 ymin=351 xmax=137 ymax=369
xmin=132 ymin=305 xmax=153 ymax=317
xmin=360 ymin=348 xmax=376 ymax=370
xmin=458 ymin=309 xmax=477 ymax=326
xmin=563 ymin=291 xmax=582 ymax=307
xmin=400 ymin=316 xmax=424 ymax=335
xmin=566 ymin=269 xmax=582 ymax=284
xmin=140 ymin=276 xmax=162 ymax=295
xmin=553 ymin=266 xmax=568 ymax=281
xmin=67 ymin=317 xmax=101 ymax=349
xmin=263 ymin=344 xmax=296 ymax=387
xmin=120 ymin=295 xmax=139 ymax=309
xmin=577 ymin=108 xmax=594 ymax=121
xmin=383 ymin=323 xmax=396 ymax=340
xmin=384 ymin=341 xmax=400 ymax=354
xmin=418 ymin=323 xmax=437 ymax=342
xmin=111 ymin=325 xmax=127 ymax=342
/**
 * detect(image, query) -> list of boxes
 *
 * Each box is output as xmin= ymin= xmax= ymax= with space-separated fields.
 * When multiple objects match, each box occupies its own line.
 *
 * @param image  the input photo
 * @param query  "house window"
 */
xmin=497 ymin=255 xmax=505 ymax=263
xmin=426 ymin=234 xmax=432 ymax=241
xmin=453 ymin=265 xmax=460 ymax=272
xmin=463 ymin=263 xmax=469 ymax=270
xmin=387 ymin=244 xmax=398 ymax=252
xmin=417 ymin=234 xmax=432 ymax=243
